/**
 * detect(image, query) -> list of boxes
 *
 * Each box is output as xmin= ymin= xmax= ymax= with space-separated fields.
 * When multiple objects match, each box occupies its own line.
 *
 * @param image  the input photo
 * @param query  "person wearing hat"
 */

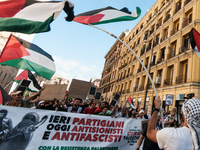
xmin=146 ymin=96 xmax=198 ymax=150
xmin=5 ymin=86 xmax=46 ymax=107
xmin=136 ymin=110 xmax=145 ymax=119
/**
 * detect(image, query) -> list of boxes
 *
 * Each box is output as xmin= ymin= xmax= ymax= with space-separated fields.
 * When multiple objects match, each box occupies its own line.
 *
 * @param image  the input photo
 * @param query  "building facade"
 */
xmin=35 ymin=74 xmax=69 ymax=89
xmin=99 ymin=32 xmax=125 ymax=102
xmin=100 ymin=0 xmax=200 ymax=115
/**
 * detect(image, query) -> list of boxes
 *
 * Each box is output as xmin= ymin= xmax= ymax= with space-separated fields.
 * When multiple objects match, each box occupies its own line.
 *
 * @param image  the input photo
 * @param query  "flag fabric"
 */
xmin=189 ymin=28 xmax=200 ymax=57
xmin=0 ymin=0 xmax=74 ymax=34
xmin=13 ymin=70 xmax=42 ymax=92
xmin=127 ymin=96 xmax=135 ymax=109
xmin=73 ymin=7 xmax=141 ymax=25
xmin=0 ymin=34 xmax=55 ymax=80
xmin=0 ymin=85 xmax=12 ymax=105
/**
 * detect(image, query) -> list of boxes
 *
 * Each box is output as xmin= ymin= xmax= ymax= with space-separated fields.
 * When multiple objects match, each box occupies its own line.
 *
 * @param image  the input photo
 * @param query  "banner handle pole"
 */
xmin=88 ymin=24 xmax=164 ymax=128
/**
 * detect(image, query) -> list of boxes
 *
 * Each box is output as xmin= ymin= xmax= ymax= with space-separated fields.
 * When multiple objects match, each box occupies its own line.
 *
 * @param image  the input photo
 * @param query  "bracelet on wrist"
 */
xmin=153 ymin=108 xmax=160 ymax=112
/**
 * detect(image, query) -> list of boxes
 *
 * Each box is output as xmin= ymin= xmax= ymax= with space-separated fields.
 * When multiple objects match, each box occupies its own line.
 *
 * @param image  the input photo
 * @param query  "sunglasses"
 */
xmin=17 ymin=93 xmax=23 ymax=96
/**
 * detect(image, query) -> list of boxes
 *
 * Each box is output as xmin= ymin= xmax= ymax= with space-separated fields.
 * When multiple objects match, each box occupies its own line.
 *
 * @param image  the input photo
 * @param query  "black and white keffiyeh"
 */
xmin=182 ymin=99 xmax=200 ymax=150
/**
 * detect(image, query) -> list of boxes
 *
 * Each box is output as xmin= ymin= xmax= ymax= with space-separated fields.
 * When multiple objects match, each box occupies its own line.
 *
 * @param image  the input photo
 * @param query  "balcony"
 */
xmin=126 ymin=89 xmax=130 ymax=93
xmin=174 ymin=4 xmax=181 ymax=15
xmin=167 ymin=50 xmax=176 ymax=59
xmin=184 ymin=0 xmax=191 ymax=6
xmin=126 ymin=73 xmax=130 ymax=78
xmin=130 ymin=72 xmax=133 ymax=76
xmin=164 ymin=14 xmax=170 ymax=23
xmin=157 ymin=57 xmax=164 ymax=64
xmin=138 ymin=86 xmax=145 ymax=91
xmin=140 ymin=47 xmax=146 ymax=56
xmin=156 ymin=22 xmax=162 ymax=30
xmin=133 ymin=87 xmax=138 ymax=92
xmin=160 ymin=35 xmax=167 ymax=43
xmin=154 ymin=82 xmax=161 ymax=88
xmin=122 ymin=90 xmax=125 ymax=94
xmin=146 ymin=43 xmax=152 ymax=52
xmin=171 ymin=29 xmax=178 ymax=36
xmin=137 ymin=68 xmax=141 ymax=73
xmin=176 ymin=74 xmax=187 ymax=84
xmin=164 ymin=78 xmax=173 ymax=86
xmin=179 ymin=46 xmax=189 ymax=54
xmin=153 ymin=38 xmax=159 ymax=47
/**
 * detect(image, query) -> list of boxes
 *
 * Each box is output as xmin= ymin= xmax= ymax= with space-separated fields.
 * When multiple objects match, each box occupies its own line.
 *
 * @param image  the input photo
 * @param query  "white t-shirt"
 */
xmin=156 ymin=127 xmax=192 ymax=150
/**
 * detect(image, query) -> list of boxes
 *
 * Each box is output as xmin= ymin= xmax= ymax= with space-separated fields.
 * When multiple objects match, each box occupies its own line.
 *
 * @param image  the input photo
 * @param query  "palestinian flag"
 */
xmin=190 ymin=28 xmax=200 ymax=57
xmin=13 ymin=70 xmax=42 ymax=92
xmin=73 ymin=7 xmax=141 ymax=25
xmin=0 ymin=85 xmax=12 ymax=105
xmin=0 ymin=0 xmax=74 ymax=34
xmin=127 ymin=96 xmax=135 ymax=109
xmin=0 ymin=34 xmax=55 ymax=80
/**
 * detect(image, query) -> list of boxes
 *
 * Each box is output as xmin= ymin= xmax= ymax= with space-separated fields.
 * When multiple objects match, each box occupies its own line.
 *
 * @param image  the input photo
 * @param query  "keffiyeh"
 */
xmin=182 ymin=99 xmax=200 ymax=150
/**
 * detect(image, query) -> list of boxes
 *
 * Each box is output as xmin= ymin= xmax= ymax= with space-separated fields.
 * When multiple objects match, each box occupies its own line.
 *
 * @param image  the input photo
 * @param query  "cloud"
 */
xmin=52 ymin=55 xmax=98 ymax=83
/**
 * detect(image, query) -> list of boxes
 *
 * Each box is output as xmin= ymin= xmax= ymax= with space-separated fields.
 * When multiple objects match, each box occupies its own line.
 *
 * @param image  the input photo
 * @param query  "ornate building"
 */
xmin=99 ymin=32 xmax=125 ymax=102
xmin=100 ymin=0 xmax=200 ymax=115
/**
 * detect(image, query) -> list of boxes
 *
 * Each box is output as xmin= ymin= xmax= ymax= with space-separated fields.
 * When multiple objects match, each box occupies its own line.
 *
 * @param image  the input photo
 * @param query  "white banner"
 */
xmin=0 ymin=106 xmax=144 ymax=150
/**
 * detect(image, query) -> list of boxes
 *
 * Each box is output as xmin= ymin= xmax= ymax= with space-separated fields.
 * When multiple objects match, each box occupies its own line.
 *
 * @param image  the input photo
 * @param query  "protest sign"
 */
xmin=68 ymin=79 xmax=91 ymax=99
xmin=39 ymin=84 xmax=67 ymax=101
xmin=0 ymin=106 xmax=144 ymax=150
xmin=166 ymin=94 xmax=174 ymax=105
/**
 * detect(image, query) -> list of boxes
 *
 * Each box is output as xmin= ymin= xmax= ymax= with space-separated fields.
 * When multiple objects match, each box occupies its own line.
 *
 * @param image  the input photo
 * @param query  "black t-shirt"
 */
xmin=142 ymin=124 xmax=161 ymax=150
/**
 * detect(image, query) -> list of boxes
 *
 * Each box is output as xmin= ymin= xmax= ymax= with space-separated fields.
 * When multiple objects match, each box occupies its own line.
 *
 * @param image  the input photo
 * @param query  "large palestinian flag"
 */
xmin=0 ymin=0 xmax=74 ymax=34
xmin=190 ymin=28 xmax=200 ymax=57
xmin=73 ymin=7 xmax=141 ymax=25
xmin=14 ymin=70 xmax=42 ymax=92
xmin=0 ymin=34 xmax=55 ymax=80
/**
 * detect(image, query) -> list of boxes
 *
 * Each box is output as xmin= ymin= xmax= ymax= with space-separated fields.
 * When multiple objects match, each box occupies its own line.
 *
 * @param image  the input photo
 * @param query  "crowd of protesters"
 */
xmin=4 ymin=86 xmax=155 ymax=120
xmin=4 ymin=87 xmax=198 ymax=150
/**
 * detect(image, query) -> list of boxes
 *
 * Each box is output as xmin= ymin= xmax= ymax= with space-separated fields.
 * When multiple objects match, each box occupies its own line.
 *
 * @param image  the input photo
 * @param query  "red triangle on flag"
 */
xmin=193 ymin=28 xmax=200 ymax=52
xmin=0 ymin=34 xmax=30 ymax=63
xmin=0 ymin=0 xmax=26 ymax=17
xmin=0 ymin=89 xmax=3 ymax=105
xmin=14 ymin=70 xmax=29 ymax=81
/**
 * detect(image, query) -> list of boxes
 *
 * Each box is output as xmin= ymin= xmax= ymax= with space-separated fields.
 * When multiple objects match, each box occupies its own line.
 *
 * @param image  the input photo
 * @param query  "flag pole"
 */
xmin=4 ymin=80 xmax=13 ymax=90
xmin=88 ymin=24 xmax=164 ymax=128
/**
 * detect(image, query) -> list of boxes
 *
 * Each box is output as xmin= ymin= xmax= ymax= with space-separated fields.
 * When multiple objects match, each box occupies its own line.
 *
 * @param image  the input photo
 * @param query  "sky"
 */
xmin=32 ymin=0 xmax=157 ymax=83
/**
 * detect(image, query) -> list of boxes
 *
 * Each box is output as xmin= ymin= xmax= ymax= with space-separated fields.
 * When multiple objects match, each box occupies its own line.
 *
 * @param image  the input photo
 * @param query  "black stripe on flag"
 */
xmin=28 ymin=71 xmax=42 ymax=91
xmin=189 ymin=28 xmax=196 ymax=50
xmin=22 ymin=0 xmax=64 ymax=9
xmin=13 ymin=35 xmax=54 ymax=61
xmin=22 ymin=0 xmax=74 ymax=21
xmin=75 ymin=6 xmax=117 ymax=17
xmin=0 ymin=85 xmax=12 ymax=105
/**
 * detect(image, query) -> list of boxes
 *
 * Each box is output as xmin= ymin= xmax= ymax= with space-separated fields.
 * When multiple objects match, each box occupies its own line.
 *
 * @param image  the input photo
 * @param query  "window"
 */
xmin=2 ymin=73 xmax=7 ymax=83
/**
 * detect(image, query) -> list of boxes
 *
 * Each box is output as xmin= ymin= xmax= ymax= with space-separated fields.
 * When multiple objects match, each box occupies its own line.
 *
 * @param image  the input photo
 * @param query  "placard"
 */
xmin=68 ymin=79 xmax=91 ymax=99
xmin=40 ymin=84 xmax=68 ymax=101
xmin=166 ymin=94 xmax=174 ymax=105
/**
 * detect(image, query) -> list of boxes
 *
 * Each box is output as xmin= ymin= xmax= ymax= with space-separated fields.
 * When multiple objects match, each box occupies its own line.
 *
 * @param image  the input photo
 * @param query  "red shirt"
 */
xmin=83 ymin=107 xmax=97 ymax=114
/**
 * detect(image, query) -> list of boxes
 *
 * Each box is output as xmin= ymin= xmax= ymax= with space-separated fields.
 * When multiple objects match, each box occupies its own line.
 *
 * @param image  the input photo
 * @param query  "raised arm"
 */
xmin=146 ymin=96 xmax=161 ymax=143
xmin=26 ymin=85 xmax=46 ymax=102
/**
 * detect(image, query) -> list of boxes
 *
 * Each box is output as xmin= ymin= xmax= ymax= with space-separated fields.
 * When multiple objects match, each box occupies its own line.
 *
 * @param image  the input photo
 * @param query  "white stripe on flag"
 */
xmin=100 ymin=10 xmax=135 ymax=21
xmin=13 ymin=1 xmax=66 ymax=21
xmin=23 ymin=49 xmax=55 ymax=72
